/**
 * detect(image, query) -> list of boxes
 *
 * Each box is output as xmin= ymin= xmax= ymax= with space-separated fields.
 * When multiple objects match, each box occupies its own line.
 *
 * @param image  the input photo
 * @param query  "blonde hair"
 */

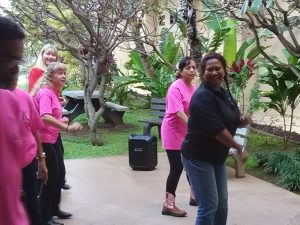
xmin=34 ymin=44 xmax=58 ymax=71
xmin=30 ymin=62 xmax=67 ymax=96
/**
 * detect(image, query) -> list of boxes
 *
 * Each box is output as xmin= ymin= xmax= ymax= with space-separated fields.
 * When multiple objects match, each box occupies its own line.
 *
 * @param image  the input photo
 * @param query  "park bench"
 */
xmin=139 ymin=97 xmax=249 ymax=178
xmin=62 ymin=90 xmax=128 ymax=127
xmin=138 ymin=98 xmax=166 ymax=138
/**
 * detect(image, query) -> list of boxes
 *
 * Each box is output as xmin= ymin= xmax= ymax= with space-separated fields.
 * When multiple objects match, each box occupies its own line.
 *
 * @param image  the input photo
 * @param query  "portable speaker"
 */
xmin=128 ymin=134 xmax=157 ymax=170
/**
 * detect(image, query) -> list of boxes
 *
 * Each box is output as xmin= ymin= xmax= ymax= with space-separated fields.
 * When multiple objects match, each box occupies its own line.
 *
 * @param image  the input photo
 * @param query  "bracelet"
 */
xmin=37 ymin=152 xmax=46 ymax=160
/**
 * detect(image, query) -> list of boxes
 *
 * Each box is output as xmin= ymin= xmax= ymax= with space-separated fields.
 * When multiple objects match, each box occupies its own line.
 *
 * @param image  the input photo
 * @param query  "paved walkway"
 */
xmin=57 ymin=154 xmax=300 ymax=225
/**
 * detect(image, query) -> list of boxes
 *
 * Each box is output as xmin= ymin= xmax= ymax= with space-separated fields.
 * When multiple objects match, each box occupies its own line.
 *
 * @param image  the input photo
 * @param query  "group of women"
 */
xmin=24 ymin=44 xmax=82 ymax=225
xmin=161 ymin=53 xmax=250 ymax=225
xmin=26 ymin=45 xmax=248 ymax=225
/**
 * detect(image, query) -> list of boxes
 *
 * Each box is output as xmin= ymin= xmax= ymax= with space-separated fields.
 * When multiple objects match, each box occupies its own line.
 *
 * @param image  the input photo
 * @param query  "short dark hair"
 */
xmin=0 ymin=16 xmax=25 ymax=42
xmin=176 ymin=56 xmax=195 ymax=79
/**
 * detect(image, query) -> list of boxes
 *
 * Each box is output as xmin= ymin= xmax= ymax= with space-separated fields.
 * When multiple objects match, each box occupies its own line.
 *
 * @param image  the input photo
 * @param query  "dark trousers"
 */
xmin=40 ymin=140 xmax=65 ymax=221
xmin=23 ymin=159 xmax=43 ymax=225
xmin=57 ymin=133 xmax=67 ymax=186
xmin=166 ymin=150 xmax=184 ymax=196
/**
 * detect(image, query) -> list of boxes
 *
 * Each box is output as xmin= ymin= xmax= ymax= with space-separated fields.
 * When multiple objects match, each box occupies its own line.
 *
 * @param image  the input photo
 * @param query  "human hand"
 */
xmin=237 ymin=148 xmax=248 ymax=162
xmin=37 ymin=158 xmax=48 ymax=184
xmin=67 ymin=122 xmax=83 ymax=133
xmin=240 ymin=115 xmax=251 ymax=127
xmin=59 ymin=97 xmax=66 ymax=106
xmin=62 ymin=117 xmax=69 ymax=124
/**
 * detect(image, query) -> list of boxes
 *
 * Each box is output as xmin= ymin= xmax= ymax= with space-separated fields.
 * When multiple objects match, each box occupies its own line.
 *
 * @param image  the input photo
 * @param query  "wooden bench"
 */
xmin=228 ymin=127 xmax=249 ymax=178
xmin=138 ymin=98 xmax=166 ymax=138
xmin=62 ymin=90 xmax=128 ymax=126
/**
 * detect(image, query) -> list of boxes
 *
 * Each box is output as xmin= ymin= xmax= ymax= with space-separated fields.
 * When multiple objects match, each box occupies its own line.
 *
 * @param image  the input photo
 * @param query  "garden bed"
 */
xmin=251 ymin=123 xmax=300 ymax=143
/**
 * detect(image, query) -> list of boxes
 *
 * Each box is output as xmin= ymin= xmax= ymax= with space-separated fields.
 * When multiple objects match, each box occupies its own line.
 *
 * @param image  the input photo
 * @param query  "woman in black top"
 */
xmin=181 ymin=53 xmax=250 ymax=225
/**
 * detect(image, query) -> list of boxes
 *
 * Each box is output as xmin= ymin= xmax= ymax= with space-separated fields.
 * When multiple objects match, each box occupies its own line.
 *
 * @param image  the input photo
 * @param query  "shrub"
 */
xmin=244 ymin=155 xmax=258 ymax=169
xmin=293 ymin=149 xmax=300 ymax=161
xmin=277 ymin=159 xmax=300 ymax=191
xmin=255 ymin=152 xmax=269 ymax=167
xmin=263 ymin=151 xmax=292 ymax=175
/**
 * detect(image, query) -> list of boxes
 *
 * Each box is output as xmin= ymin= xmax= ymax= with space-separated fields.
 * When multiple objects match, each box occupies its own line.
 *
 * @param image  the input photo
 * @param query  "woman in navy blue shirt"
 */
xmin=181 ymin=53 xmax=250 ymax=225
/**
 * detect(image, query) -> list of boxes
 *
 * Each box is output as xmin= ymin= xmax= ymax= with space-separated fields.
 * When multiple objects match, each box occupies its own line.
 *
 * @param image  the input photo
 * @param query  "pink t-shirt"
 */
xmin=0 ymin=90 xmax=29 ymax=225
xmin=161 ymin=79 xmax=195 ymax=150
xmin=13 ymin=88 xmax=44 ymax=168
xmin=34 ymin=86 xmax=62 ymax=144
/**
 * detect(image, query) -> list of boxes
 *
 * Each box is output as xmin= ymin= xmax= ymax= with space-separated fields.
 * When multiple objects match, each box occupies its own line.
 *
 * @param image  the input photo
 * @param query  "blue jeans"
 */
xmin=182 ymin=155 xmax=228 ymax=225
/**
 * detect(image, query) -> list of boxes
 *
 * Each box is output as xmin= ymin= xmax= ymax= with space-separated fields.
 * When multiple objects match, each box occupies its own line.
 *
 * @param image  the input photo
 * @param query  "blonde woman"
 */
xmin=32 ymin=62 xmax=82 ymax=225
xmin=28 ymin=44 xmax=58 ymax=93
xmin=29 ymin=44 xmax=72 ymax=191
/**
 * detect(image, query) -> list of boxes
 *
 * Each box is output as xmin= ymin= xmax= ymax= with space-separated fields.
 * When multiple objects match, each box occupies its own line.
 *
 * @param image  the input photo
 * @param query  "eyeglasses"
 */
xmin=0 ymin=55 xmax=24 ymax=68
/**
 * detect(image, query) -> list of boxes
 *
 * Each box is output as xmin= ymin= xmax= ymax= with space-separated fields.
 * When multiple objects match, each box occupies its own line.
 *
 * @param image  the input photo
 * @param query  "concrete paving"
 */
xmin=58 ymin=154 xmax=300 ymax=225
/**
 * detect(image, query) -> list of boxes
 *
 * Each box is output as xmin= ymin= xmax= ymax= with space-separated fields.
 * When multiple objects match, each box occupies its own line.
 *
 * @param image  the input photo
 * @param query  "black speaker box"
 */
xmin=128 ymin=134 xmax=157 ymax=170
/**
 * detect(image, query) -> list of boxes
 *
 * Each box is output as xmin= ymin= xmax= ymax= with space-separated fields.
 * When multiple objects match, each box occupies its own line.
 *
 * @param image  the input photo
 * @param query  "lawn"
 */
xmin=61 ymin=109 xmax=163 ymax=159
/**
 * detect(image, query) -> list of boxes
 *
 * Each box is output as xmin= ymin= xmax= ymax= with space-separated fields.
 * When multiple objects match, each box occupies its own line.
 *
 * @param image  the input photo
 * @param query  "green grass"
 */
xmin=226 ymin=130 xmax=300 ymax=170
xmin=226 ymin=130 xmax=300 ymax=193
xmin=61 ymin=109 xmax=163 ymax=159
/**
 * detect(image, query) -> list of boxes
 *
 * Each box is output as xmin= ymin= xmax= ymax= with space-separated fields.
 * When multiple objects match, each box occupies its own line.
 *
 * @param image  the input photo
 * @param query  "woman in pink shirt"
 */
xmin=31 ymin=62 xmax=82 ymax=225
xmin=0 ymin=16 xmax=29 ymax=225
xmin=161 ymin=57 xmax=197 ymax=217
xmin=13 ymin=87 xmax=48 ymax=225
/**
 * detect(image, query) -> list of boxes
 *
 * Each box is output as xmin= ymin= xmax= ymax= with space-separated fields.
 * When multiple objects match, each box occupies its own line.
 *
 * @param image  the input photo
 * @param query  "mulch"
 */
xmin=251 ymin=123 xmax=300 ymax=143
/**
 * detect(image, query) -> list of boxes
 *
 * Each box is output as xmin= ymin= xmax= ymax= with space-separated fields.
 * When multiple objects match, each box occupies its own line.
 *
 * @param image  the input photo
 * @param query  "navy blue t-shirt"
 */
xmin=181 ymin=82 xmax=241 ymax=165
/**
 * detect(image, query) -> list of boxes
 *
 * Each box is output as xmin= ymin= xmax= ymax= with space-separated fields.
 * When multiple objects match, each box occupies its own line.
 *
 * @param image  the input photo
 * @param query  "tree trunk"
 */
xmin=132 ymin=20 xmax=155 ymax=77
xmin=178 ymin=0 xmax=203 ymax=74
xmin=84 ymin=53 xmax=111 ymax=146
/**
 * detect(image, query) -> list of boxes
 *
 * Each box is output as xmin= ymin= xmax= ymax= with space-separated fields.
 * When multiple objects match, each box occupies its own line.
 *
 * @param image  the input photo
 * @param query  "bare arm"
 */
xmin=214 ymin=129 xmax=243 ymax=152
xmin=42 ymin=114 xmax=82 ymax=133
xmin=42 ymin=114 xmax=68 ymax=130
xmin=176 ymin=111 xmax=188 ymax=124
xmin=33 ymin=131 xmax=48 ymax=183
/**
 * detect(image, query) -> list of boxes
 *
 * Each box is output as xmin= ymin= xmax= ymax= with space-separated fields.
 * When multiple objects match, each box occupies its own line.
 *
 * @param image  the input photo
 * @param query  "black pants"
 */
xmin=165 ymin=150 xmax=185 ymax=196
xmin=40 ymin=140 xmax=65 ymax=222
xmin=57 ymin=133 xmax=67 ymax=186
xmin=23 ymin=159 xmax=43 ymax=225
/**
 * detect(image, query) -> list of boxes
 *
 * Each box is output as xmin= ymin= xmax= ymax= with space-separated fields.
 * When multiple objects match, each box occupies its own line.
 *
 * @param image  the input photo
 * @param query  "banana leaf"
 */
xmin=247 ymin=45 xmax=270 ymax=59
xmin=235 ymin=38 xmax=255 ymax=61
xmin=223 ymin=19 xmax=237 ymax=67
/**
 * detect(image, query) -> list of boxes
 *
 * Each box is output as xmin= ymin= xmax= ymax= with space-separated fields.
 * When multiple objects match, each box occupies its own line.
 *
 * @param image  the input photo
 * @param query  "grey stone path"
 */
xmin=57 ymin=154 xmax=300 ymax=225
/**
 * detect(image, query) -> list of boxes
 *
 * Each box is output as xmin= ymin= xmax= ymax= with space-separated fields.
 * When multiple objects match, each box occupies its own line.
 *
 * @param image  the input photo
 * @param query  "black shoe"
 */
xmin=53 ymin=210 xmax=72 ymax=219
xmin=44 ymin=219 xmax=64 ymax=225
xmin=61 ymin=183 xmax=71 ymax=190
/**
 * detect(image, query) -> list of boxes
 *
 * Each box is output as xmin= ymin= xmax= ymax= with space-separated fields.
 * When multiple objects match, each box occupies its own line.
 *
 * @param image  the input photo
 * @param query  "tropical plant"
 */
xmin=247 ymin=81 xmax=268 ymax=115
xmin=278 ymin=159 xmax=300 ymax=191
xmin=259 ymin=50 xmax=300 ymax=145
xmin=201 ymin=0 xmax=300 ymax=75
xmin=117 ymin=32 xmax=181 ymax=98
xmin=256 ymin=150 xmax=300 ymax=191
xmin=226 ymin=36 xmax=267 ymax=113
xmin=263 ymin=151 xmax=292 ymax=174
